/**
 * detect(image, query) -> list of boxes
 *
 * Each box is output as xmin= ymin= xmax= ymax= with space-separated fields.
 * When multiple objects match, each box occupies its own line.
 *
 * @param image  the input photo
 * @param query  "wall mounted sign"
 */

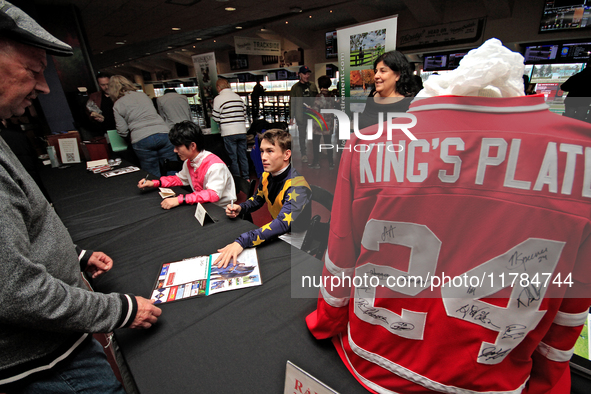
xmin=397 ymin=18 xmax=484 ymax=50
xmin=234 ymin=36 xmax=281 ymax=56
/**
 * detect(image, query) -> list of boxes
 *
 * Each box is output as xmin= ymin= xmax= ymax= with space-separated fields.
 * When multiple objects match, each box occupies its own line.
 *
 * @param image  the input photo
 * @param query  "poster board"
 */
xmin=336 ymin=15 xmax=398 ymax=112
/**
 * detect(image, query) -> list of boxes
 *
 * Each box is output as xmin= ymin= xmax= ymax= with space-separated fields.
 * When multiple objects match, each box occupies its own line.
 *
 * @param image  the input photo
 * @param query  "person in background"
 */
xmin=214 ymin=129 xmax=311 ymax=268
xmin=308 ymin=75 xmax=336 ymax=170
xmin=358 ymin=51 xmax=415 ymax=130
xmin=0 ymin=2 xmax=161 ymax=392
xmin=86 ymin=71 xmax=116 ymax=132
xmin=109 ymin=75 xmax=177 ymax=177
xmin=212 ymin=77 xmax=249 ymax=180
xmin=157 ymin=88 xmax=191 ymax=130
xmin=561 ymin=65 xmax=591 ymax=121
xmin=290 ymin=65 xmax=318 ymax=163
xmin=138 ymin=121 xmax=235 ymax=210
xmin=251 ymin=79 xmax=265 ymax=120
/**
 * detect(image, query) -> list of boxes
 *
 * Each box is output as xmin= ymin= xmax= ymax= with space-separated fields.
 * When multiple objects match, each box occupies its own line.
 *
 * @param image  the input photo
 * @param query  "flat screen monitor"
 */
xmin=447 ymin=52 xmax=467 ymax=68
xmin=572 ymin=312 xmax=591 ymax=378
xmin=524 ymin=44 xmax=560 ymax=62
xmin=559 ymin=41 xmax=591 ymax=61
xmin=423 ymin=55 xmax=447 ymax=71
xmin=326 ymin=30 xmax=338 ymax=59
xmin=540 ymin=0 xmax=591 ymax=32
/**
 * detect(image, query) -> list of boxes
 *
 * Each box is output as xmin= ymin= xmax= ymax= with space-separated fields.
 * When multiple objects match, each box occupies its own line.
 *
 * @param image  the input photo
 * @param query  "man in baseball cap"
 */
xmin=0 ymin=2 xmax=162 ymax=392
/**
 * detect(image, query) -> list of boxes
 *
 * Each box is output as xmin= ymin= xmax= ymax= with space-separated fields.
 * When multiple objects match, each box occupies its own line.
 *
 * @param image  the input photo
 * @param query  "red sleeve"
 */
xmin=306 ymin=141 xmax=357 ymax=340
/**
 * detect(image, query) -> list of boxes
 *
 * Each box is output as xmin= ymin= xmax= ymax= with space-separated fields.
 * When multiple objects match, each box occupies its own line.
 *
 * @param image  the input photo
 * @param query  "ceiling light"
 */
xmin=196 ymin=38 xmax=202 ymax=40
xmin=330 ymin=10 xmax=332 ymax=13
xmin=285 ymin=21 xmax=288 ymax=24
xmin=225 ymin=7 xmax=236 ymax=11
xmin=290 ymin=7 xmax=302 ymax=13
xmin=172 ymin=27 xmax=181 ymax=31
xmin=115 ymin=41 xmax=125 ymax=45
xmin=309 ymin=15 xmax=312 ymax=18
xmin=236 ymin=26 xmax=242 ymax=29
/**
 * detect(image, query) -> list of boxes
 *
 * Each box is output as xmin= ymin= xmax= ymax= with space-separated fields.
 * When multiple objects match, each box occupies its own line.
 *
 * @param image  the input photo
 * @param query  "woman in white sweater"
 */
xmin=108 ymin=75 xmax=178 ymax=177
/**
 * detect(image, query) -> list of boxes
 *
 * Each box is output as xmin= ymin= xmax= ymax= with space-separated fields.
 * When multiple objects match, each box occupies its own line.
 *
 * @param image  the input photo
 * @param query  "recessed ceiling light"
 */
xmin=285 ymin=21 xmax=288 ymax=24
xmin=309 ymin=15 xmax=312 ymax=18
xmin=225 ymin=7 xmax=236 ymax=11
xmin=196 ymin=37 xmax=202 ymax=40
xmin=236 ymin=26 xmax=242 ymax=29
xmin=172 ymin=27 xmax=181 ymax=31
xmin=115 ymin=41 xmax=125 ymax=45
xmin=214 ymin=40 xmax=217 ymax=42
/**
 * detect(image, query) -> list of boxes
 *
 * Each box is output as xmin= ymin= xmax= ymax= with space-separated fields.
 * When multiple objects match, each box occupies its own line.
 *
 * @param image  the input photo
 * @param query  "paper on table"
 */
xmin=58 ymin=138 xmax=80 ymax=163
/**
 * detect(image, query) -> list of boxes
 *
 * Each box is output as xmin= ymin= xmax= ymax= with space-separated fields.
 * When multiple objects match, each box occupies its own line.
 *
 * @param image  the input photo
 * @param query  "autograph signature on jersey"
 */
xmin=456 ymin=304 xmax=500 ymax=329
xmin=356 ymin=299 xmax=415 ymax=331
xmin=507 ymin=247 xmax=549 ymax=272
xmin=381 ymin=225 xmax=396 ymax=242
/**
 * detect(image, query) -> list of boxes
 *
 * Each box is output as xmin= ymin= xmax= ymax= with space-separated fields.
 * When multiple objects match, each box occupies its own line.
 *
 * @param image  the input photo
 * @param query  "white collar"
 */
xmin=189 ymin=150 xmax=209 ymax=170
xmin=271 ymin=164 xmax=289 ymax=177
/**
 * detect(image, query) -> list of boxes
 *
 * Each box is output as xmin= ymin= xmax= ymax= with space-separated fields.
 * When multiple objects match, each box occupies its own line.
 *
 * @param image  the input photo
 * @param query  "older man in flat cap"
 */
xmin=0 ymin=1 xmax=161 ymax=392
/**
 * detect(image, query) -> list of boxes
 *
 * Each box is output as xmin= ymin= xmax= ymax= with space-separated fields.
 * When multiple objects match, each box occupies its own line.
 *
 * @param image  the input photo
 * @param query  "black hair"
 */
xmin=169 ymin=121 xmax=204 ymax=151
xmin=373 ymin=51 xmax=414 ymax=97
xmin=164 ymin=88 xmax=176 ymax=94
xmin=96 ymin=71 xmax=112 ymax=80
xmin=317 ymin=75 xmax=332 ymax=89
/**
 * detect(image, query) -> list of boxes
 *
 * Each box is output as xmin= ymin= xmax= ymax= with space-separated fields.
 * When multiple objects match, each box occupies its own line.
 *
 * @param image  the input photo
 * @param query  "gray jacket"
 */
xmin=0 ymin=137 xmax=137 ymax=385
xmin=114 ymin=91 xmax=169 ymax=144
xmin=157 ymin=92 xmax=192 ymax=129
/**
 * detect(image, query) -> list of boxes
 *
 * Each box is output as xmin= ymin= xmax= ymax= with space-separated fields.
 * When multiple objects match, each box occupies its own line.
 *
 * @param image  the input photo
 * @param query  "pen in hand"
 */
xmin=231 ymin=199 xmax=234 ymax=209
xmin=142 ymin=174 xmax=150 ymax=187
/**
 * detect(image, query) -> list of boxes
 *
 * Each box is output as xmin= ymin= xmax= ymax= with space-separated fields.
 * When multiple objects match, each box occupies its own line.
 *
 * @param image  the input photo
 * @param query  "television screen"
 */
xmin=326 ymin=30 xmax=338 ymax=59
xmin=524 ymin=44 xmax=560 ymax=62
xmin=540 ymin=0 xmax=591 ymax=32
xmin=447 ymin=52 xmax=467 ymax=68
xmin=423 ymin=55 xmax=447 ymax=71
xmin=559 ymin=41 xmax=591 ymax=61
xmin=572 ymin=311 xmax=591 ymax=378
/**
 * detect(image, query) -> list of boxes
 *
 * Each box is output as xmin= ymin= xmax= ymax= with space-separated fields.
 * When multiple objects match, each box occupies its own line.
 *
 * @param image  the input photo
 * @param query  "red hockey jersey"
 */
xmin=307 ymin=95 xmax=591 ymax=393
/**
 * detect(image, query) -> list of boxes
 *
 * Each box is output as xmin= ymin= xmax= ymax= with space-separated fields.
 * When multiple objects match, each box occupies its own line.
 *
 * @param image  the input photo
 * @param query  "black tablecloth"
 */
xmin=40 ymin=163 xmax=187 ymax=242
xmin=38 ymin=163 xmax=368 ymax=393
xmin=76 ymin=204 xmax=366 ymax=393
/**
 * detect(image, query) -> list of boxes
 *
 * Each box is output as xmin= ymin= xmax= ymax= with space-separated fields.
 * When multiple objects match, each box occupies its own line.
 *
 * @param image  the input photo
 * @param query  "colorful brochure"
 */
xmin=150 ymin=248 xmax=261 ymax=304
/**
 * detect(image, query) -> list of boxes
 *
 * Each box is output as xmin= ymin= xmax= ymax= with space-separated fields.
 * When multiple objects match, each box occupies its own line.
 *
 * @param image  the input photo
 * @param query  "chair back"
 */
xmin=301 ymin=185 xmax=334 ymax=260
xmin=106 ymin=130 xmax=128 ymax=152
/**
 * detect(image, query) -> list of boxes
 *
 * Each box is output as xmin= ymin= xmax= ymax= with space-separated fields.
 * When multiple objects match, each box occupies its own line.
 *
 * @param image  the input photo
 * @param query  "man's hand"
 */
xmin=90 ymin=112 xmax=104 ymax=122
xmin=225 ymin=203 xmax=242 ymax=218
xmin=214 ymin=242 xmax=244 ymax=268
xmin=138 ymin=179 xmax=155 ymax=189
xmin=85 ymin=251 xmax=113 ymax=279
xmin=161 ymin=197 xmax=180 ymax=210
xmin=129 ymin=297 xmax=162 ymax=329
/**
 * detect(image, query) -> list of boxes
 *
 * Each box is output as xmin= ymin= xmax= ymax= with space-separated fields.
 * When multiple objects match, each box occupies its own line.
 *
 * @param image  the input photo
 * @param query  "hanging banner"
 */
xmin=397 ymin=18 xmax=484 ymax=50
xmin=336 ymin=15 xmax=398 ymax=111
xmin=234 ymin=36 xmax=281 ymax=56
xmin=192 ymin=52 xmax=218 ymax=131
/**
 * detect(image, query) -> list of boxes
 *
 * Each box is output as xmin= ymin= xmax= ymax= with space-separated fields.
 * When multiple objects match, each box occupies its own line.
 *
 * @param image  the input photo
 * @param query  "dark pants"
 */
xmin=311 ymin=133 xmax=333 ymax=166
xmin=296 ymin=119 xmax=307 ymax=156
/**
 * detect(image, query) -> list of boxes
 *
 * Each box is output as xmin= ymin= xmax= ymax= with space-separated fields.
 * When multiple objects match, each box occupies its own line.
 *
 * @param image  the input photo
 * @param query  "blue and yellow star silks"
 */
xmin=234 ymin=164 xmax=312 ymax=248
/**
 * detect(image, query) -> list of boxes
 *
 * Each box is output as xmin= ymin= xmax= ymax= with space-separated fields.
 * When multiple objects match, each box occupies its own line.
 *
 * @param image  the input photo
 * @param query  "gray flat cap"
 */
xmin=0 ymin=0 xmax=73 ymax=56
